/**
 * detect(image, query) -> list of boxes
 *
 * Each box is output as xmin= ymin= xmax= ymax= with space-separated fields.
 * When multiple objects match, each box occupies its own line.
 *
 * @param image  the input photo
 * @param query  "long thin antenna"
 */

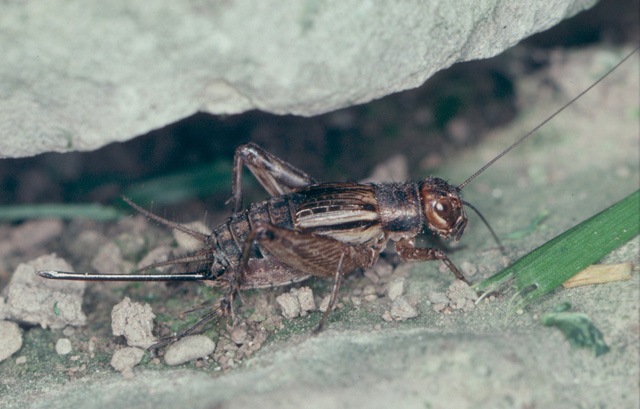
xmin=122 ymin=196 xmax=209 ymax=242
xmin=462 ymin=200 xmax=506 ymax=254
xmin=457 ymin=46 xmax=639 ymax=190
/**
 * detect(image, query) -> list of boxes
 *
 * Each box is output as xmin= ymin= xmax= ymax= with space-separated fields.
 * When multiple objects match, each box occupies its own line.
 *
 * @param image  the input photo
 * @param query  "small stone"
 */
xmin=111 ymin=297 xmax=156 ymax=348
xmin=381 ymin=311 xmax=393 ymax=322
xmin=110 ymin=347 xmax=145 ymax=378
xmin=0 ymin=321 xmax=22 ymax=362
xmin=15 ymin=356 xmax=27 ymax=364
xmin=164 ymin=335 xmax=215 ymax=366
xmin=318 ymin=295 xmax=341 ymax=313
xmin=276 ymin=293 xmax=300 ymax=319
xmin=390 ymin=296 xmax=418 ymax=321
xmin=230 ymin=325 xmax=248 ymax=345
xmin=56 ymin=338 xmax=72 ymax=355
xmin=363 ymin=294 xmax=378 ymax=303
xmin=461 ymin=261 xmax=477 ymax=277
xmin=387 ymin=277 xmax=405 ymax=301
xmin=292 ymin=287 xmax=315 ymax=313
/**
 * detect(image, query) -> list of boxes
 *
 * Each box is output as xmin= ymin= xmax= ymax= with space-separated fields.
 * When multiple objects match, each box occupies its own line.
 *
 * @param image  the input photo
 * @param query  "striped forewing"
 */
xmin=292 ymin=183 xmax=385 ymax=246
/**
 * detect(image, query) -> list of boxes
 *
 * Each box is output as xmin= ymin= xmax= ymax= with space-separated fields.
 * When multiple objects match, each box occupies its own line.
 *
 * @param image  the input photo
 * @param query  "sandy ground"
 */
xmin=0 ymin=46 xmax=638 ymax=409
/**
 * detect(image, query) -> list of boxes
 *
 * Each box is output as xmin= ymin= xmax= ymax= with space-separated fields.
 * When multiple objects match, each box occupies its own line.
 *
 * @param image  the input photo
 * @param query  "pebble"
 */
xmin=56 ymin=338 xmax=72 ymax=355
xmin=0 ymin=321 xmax=22 ymax=362
xmin=111 ymin=347 xmax=145 ymax=378
xmin=276 ymin=293 xmax=301 ymax=319
xmin=164 ymin=335 xmax=216 ymax=366
xmin=291 ymin=287 xmax=315 ymax=315
xmin=230 ymin=325 xmax=248 ymax=345
xmin=387 ymin=278 xmax=405 ymax=301
xmin=390 ymin=296 xmax=418 ymax=321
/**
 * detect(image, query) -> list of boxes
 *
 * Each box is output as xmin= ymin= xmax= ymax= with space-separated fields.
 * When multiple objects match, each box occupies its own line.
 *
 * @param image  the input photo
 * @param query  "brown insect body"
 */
xmin=196 ymin=176 xmax=465 ymax=289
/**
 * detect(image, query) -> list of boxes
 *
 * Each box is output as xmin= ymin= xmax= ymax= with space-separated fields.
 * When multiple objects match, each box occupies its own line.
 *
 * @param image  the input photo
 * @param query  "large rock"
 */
xmin=0 ymin=0 xmax=596 ymax=158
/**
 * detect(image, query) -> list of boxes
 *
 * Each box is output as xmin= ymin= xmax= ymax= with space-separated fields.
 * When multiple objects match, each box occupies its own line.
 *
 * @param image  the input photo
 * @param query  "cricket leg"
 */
xmin=315 ymin=251 xmax=346 ymax=333
xmin=148 ymin=297 xmax=231 ymax=353
xmin=237 ymin=222 xmax=378 ymax=330
xmin=394 ymin=238 xmax=469 ymax=285
xmin=229 ymin=142 xmax=318 ymax=212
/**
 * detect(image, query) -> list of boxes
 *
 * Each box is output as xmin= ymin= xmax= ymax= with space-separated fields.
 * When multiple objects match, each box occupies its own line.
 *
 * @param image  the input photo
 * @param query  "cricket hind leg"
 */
xmin=238 ymin=221 xmax=378 ymax=331
xmin=148 ymin=295 xmax=233 ymax=353
xmin=229 ymin=142 xmax=318 ymax=212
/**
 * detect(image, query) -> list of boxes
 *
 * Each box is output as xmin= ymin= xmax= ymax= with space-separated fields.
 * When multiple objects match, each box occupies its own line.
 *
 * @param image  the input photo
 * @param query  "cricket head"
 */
xmin=419 ymin=177 xmax=467 ymax=241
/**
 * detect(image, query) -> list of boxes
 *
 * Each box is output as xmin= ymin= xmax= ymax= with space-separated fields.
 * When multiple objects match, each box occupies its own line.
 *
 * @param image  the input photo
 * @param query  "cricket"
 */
xmin=36 ymin=47 xmax=638 ymax=350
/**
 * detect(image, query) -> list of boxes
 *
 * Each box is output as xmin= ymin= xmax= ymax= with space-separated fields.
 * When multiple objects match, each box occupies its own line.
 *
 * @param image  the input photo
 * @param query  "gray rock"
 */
xmin=1 ymin=1 xmax=596 ymax=158
xmin=0 ymin=321 xmax=22 ymax=362
xmin=390 ymin=296 xmax=418 ymax=321
xmin=276 ymin=293 xmax=301 ymax=319
xmin=1 ymin=254 xmax=86 ymax=329
xmin=164 ymin=335 xmax=215 ymax=366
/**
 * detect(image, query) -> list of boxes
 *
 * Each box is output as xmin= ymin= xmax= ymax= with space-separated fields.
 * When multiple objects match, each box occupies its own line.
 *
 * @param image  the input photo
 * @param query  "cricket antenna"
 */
xmin=462 ymin=200 xmax=506 ymax=254
xmin=457 ymin=46 xmax=639 ymax=191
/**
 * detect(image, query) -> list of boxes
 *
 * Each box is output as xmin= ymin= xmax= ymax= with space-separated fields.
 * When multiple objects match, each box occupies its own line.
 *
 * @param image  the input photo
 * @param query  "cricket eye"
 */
xmin=433 ymin=198 xmax=454 ymax=221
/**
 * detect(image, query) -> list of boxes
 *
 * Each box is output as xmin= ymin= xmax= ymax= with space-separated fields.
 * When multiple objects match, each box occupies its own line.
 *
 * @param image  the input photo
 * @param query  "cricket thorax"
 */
xmin=374 ymin=182 xmax=423 ymax=239
xmin=419 ymin=177 xmax=467 ymax=241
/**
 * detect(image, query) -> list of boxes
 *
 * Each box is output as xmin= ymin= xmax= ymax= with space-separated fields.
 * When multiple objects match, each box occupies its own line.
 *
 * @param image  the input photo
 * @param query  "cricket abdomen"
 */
xmin=211 ymin=195 xmax=297 ymax=266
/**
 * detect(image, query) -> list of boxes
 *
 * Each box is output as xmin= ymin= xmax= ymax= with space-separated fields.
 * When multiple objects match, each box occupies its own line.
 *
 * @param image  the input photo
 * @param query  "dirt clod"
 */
xmin=0 ymin=254 xmax=86 ymax=329
xmin=111 ymin=297 xmax=156 ymax=348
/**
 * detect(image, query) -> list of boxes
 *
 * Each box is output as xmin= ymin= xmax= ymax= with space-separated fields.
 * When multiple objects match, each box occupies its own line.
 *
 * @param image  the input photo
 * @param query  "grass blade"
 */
xmin=0 ymin=203 xmax=125 ymax=222
xmin=474 ymin=190 xmax=639 ymax=310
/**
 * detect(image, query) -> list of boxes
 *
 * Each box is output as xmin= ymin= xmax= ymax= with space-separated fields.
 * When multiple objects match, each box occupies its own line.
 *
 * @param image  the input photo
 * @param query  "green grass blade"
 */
xmin=0 ymin=203 xmax=126 ymax=222
xmin=474 ymin=190 xmax=639 ymax=309
xmin=123 ymin=160 xmax=234 ymax=206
